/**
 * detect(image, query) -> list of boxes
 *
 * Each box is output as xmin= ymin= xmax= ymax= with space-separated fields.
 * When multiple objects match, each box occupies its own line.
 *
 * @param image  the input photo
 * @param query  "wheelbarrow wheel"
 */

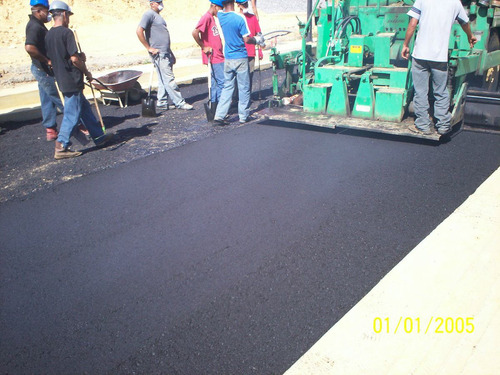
xmin=128 ymin=82 xmax=143 ymax=103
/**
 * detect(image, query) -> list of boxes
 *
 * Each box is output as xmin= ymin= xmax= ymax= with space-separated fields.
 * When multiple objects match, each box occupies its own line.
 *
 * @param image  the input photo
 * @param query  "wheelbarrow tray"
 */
xmin=92 ymin=70 xmax=143 ymax=92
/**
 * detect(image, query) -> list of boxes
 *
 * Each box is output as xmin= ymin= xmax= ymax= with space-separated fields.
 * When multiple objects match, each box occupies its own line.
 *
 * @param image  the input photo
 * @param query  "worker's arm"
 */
xmin=25 ymin=44 xmax=51 ymax=66
xmin=70 ymin=54 xmax=92 ymax=81
xmin=192 ymin=28 xmax=212 ymax=55
xmin=460 ymin=22 xmax=478 ymax=48
xmin=251 ymin=0 xmax=258 ymax=20
xmin=136 ymin=26 xmax=159 ymax=55
xmin=244 ymin=33 xmax=265 ymax=48
xmin=401 ymin=17 xmax=418 ymax=60
xmin=243 ymin=35 xmax=256 ymax=45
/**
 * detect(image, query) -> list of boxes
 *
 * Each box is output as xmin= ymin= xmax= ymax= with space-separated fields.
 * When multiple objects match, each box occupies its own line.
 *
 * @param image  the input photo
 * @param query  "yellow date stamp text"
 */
xmin=373 ymin=317 xmax=475 ymax=334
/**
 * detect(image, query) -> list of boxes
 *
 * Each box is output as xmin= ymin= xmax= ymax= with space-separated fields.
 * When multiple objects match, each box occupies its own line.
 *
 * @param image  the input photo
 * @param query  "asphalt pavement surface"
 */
xmin=1 ymin=70 xmax=500 ymax=374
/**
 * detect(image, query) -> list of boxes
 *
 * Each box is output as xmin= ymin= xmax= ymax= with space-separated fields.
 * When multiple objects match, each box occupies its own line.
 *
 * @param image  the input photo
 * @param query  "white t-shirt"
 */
xmin=407 ymin=0 xmax=469 ymax=62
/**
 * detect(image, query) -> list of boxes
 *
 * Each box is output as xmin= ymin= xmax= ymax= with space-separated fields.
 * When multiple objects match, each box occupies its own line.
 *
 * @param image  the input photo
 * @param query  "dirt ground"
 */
xmin=0 ymin=0 xmax=304 ymax=87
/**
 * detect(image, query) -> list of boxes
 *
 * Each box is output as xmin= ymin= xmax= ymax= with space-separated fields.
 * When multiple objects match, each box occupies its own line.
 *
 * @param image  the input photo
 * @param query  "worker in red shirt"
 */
xmin=192 ymin=0 xmax=225 ymax=105
xmin=237 ymin=0 xmax=264 ymax=98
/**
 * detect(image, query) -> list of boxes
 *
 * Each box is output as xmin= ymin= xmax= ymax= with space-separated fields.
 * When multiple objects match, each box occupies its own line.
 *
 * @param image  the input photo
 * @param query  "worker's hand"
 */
xmin=202 ymin=46 xmax=212 ymax=55
xmin=401 ymin=45 xmax=410 ymax=60
xmin=255 ymin=33 xmax=265 ymax=47
xmin=85 ymin=71 xmax=93 ymax=82
xmin=79 ymin=52 xmax=87 ymax=62
xmin=469 ymin=35 xmax=478 ymax=48
xmin=148 ymin=47 xmax=159 ymax=55
xmin=170 ymin=52 xmax=176 ymax=65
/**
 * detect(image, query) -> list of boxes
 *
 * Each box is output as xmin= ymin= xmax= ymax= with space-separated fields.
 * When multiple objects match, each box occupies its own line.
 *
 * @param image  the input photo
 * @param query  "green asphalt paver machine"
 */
xmin=264 ymin=0 xmax=500 ymax=140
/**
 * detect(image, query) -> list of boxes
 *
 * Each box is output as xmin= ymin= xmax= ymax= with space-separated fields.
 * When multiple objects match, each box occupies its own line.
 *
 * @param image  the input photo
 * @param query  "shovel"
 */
xmin=142 ymin=60 xmax=156 ymax=117
xmin=204 ymin=54 xmax=217 ymax=122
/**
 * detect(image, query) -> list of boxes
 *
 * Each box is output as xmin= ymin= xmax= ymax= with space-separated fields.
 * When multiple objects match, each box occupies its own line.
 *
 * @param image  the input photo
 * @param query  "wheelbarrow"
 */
xmin=91 ymin=70 xmax=143 ymax=108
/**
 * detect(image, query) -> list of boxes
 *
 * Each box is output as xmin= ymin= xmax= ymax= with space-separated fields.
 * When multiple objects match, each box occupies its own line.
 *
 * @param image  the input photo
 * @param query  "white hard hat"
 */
xmin=49 ymin=0 xmax=73 ymax=14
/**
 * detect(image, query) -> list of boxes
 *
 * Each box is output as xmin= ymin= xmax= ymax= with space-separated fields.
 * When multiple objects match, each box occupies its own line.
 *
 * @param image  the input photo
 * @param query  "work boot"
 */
xmin=213 ymin=117 xmax=230 ymax=126
xmin=177 ymin=103 xmax=193 ymax=110
xmin=437 ymin=126 xmax=451 ymax=135
xmin=54 ymin=141 xmax=82 ymax=159
xmin=46 ymin=127 xmax=58 ymax=141
xmin=408 ymin=124 xmax=433 ymax=135
xmin=239 ymin=115 xmax=257 ymax=124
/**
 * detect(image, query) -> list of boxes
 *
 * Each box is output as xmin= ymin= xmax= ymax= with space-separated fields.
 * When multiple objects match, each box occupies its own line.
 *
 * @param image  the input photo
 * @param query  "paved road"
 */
xmin=1 ymin=73 xmax=500 ymax=374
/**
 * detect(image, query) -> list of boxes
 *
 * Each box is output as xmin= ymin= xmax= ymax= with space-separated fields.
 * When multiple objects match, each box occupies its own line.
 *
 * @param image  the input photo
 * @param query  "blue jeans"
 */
xmin=58 ymin=92 xmax=105 ymax=147
xmin=154 ymin=54 xmax=185 ymax=107
xmin=214 ymin=58 xmax=250 ymax=122
xmin=30 ymin=64 xmax=64 ymax=129
xmin=211 ymin=62 xmax=225 ymax=103
xmin=411 ymin=58 xmax=451 ymax=131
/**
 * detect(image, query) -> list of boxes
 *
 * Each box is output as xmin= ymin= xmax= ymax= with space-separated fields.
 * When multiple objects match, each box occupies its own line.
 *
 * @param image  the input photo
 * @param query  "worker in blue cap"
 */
xmin=192 ymin=0 xmax=225 ymax=106
xmin=25 ymin=0 xmax=64 ymax=141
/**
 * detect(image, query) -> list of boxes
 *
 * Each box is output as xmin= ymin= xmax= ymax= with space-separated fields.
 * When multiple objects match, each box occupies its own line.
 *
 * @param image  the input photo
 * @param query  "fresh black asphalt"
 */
xmin=1 ymin=72 xmax=500 ymax=374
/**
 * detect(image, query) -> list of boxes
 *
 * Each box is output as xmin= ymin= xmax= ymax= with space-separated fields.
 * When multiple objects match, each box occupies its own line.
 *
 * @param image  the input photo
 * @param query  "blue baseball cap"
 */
xmin=30 ymin=0 xmax=49 ymax=7
xmin=211 ymin=0 xmax=223 ymax=6
xmin=235 ymin=0 xmax=248 ymax=3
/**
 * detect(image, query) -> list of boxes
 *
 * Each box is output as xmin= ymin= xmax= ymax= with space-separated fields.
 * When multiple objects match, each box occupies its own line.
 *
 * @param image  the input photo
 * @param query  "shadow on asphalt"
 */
xmin=81 ymin=123 xmax=156 ymax=154
xmin=102 ymin=113 xmax=141 ymax=129
xmin=0 ymin=116 xmax=43 ymax=133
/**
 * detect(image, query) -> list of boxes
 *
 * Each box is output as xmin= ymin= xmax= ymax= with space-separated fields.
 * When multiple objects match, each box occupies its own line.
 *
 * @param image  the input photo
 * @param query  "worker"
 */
xmin=192 ymin=0 xmax=225 ymax=105
xmin=402 ymin=0 xmax=477 ymax=136
xmin=236 ymin=0 xmax=264 ymax=99
xmin=213 ymin=0 xmax=264 ymax=125
xmin=137 ymin=0 xmax=193 ymax=111
xmin=25 ymin=0 xmax=63 ymax=141
xmin=248 ymin=0 xmax=258 ymax=20
xmin=45 ymin=0 xmax=113 ymax=159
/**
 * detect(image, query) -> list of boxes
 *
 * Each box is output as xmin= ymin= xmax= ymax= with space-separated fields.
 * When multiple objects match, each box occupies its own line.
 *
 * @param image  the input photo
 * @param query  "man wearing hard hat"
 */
xmin=25 ymin=0 xmax=64 ymax=141
xmin=44 ymin=0 xmax=113 ymax=159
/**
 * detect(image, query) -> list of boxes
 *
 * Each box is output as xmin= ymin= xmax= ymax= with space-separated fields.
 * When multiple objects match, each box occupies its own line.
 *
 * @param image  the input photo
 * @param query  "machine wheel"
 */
xmin=463 ymin=30 xmax=500 ymax=130
xmin=483 ymin=29 xmax=499 ymax=92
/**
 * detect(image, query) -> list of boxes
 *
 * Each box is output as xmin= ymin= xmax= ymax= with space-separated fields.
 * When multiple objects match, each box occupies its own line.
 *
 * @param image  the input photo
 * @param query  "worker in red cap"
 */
xmin=25 ymin=0 xmax=64 ymax=141
xmin=236 ymin=0 xmax=264 ymax=100
xmin=192 ymin=0 xmax=225 ymax=106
